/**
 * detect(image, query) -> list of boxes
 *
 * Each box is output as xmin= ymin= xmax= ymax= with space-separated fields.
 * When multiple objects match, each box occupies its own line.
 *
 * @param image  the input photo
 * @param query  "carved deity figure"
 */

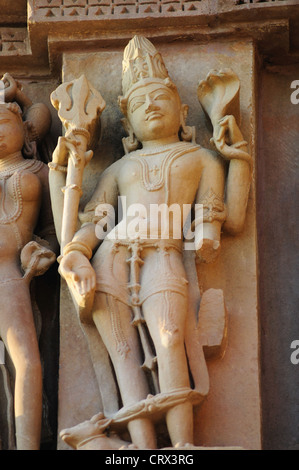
xmin=49 ymin=36 xmax=252 ymax=449
xmin=0 ymin=75 xmax=57 ymax=450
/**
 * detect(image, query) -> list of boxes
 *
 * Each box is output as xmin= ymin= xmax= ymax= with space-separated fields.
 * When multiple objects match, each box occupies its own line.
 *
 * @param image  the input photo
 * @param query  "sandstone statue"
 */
xmin=0 ymin=74 xmax=57 ymax=450
xmin=49 ymin=36 xmax=252 ymax=450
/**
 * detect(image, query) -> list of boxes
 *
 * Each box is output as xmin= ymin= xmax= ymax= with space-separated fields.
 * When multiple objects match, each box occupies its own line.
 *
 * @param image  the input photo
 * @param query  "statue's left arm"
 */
xmin=213 ymin=114 xmax=252 ymax=234
xmin=35 ymin=163 xmax=59 ymax=254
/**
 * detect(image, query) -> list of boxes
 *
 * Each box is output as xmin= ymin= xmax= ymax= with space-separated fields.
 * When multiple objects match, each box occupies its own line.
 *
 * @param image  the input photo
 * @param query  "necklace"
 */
xmin=0 ymin=158 xmax=43 ymax=179
xmin=130 ymin=141 xmax=187 ymax=158
xmin=130 ymin=142 xmax=199 ymax=203
xmin=0 ymin=152 xmax=24 ymax=171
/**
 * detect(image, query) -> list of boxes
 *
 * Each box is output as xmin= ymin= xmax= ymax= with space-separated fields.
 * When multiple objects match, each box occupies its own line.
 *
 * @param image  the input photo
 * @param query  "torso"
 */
xmin=117 ymin=142 xmax=204 ymax=209
xmin=0 ymin=159 xmax=44 ymax=279
xmin=101 ymin=141 xmax=207 ymax=242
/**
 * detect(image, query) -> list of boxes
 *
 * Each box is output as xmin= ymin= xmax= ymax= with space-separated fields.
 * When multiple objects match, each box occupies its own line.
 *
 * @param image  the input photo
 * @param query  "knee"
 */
xmin=159 ymin=325 xmax=184 ymax=351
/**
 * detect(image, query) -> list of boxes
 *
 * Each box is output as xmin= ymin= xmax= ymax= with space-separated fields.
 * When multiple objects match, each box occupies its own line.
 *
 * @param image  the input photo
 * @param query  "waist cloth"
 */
xmin=91 ymin=237 xmax=189 ymax=307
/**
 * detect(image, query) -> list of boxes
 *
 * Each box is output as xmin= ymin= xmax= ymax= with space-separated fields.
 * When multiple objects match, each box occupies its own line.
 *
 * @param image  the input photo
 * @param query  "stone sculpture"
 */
xmin=0 ymin=74 xmax=57 ymax=450
xmin=49 ymin=36 xmax=252 ymax=449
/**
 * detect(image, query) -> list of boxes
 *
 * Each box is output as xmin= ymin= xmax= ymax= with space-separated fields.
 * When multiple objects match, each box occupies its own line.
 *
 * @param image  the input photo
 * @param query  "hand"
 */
xmin=52 ymin=136 xmax=80 ymax=167
xmin=212 ymin=115 xmax=252 ymax=166
xmin=1 ymin=73 xmax=21 ymax=102
xmin=52 ymin=136 xmax=93 ymax=168
xmin=59 ymin=250 xmax=96 ymax=297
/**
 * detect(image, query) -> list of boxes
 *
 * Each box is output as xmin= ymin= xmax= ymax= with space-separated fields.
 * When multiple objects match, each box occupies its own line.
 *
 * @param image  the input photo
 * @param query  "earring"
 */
xmin=181 ymin=123 xmax=196 ymax=143
xmin=121 ymin=118 xmax=140 ymax=154
xmin=180 ymin=105 xmax=196 ymax=143
xmin=23 ymin=121 xmax=37 ymax=158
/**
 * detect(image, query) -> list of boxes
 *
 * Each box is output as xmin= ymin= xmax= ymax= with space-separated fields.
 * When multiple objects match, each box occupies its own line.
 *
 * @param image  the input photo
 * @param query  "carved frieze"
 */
xmin=0 ymin=29 xmax=28 ymax=55
xmin=30 ymin=0 xmax=208 ymax=19
xmin=29 ymin=0 xmax=293 ymax=21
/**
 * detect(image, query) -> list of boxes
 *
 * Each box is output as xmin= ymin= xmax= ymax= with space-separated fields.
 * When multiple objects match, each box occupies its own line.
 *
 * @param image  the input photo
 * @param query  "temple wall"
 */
xmin=0 ymin=0 xmax=298 ymax=451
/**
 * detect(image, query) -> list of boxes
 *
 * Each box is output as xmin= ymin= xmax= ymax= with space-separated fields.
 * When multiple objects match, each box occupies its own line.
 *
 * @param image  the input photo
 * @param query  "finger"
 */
xmin=72 ymin=272 xmax=79 ymax=284
xmin=85 ymin=278 xmax=91 ymax=294
xmin=2 ymin=73 xmax=12 ymax=85
xmin=70 ymin=151 xmax=81 ymax=166
xmin=90 ymin=274 xmax=96 ymax=291
xmin=219 ymin=116 xmax=229 ymax=125
xmin=79 ymin=280 xmax=88 ymax=296
xmin=215 ymin=124 xmax=227 ymax=143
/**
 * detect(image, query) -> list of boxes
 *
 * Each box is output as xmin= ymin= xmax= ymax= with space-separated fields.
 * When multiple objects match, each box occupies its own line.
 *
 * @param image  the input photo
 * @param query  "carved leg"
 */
xmin=0 ymin=280 xmax=42 ymax=450
xmin=92 ymin=292 xmax=157 ymax=449
xmin=142 ymin=289 xmax=193 ymax=447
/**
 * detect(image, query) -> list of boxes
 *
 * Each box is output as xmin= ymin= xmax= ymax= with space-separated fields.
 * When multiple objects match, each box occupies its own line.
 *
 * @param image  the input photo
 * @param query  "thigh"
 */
xmin=140 ymin=249 xmax=188 ymax=348
xmin=0 ymin=279 xmax=40 ymax=366
xmin=92 ymin=293 xmax=150 ymax=405
xmin=142 ymin=290 xmax=188 ymax=351
xmin=92 ymin=293 xmax=143 ymax=364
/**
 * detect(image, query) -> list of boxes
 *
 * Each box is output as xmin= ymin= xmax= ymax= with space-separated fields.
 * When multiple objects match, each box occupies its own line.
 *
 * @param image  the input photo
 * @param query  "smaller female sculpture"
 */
xmin=0 ymin=74 xmax=57 ymax=450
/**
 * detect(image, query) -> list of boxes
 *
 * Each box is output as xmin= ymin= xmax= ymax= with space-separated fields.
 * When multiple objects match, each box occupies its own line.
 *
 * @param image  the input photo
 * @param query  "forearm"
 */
xmin=223 ymin=145 xmax=252 ymax=235
xmin=70 ymin=223 xmax=100 ymax=254
xmin=49 ymin=167 xmax=67 ymax=245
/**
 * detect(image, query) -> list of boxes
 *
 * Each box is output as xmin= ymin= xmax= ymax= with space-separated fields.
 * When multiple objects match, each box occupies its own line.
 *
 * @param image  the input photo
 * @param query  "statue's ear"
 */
xmin=180 ymin=104 xmax=196 ymax=143
xmin=181 ymin=103 xmax=189 ymax=123
xmin=23 ymin=120 xmax=37 ymax=158
xmin=121 ymin=117 xmax=140 ymax=154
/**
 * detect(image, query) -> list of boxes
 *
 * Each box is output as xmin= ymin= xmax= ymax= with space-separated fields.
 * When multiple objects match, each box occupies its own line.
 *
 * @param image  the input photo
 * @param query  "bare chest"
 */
xmin=0 ymin=172 xmax=39 ymax=226
xmin=117 ymin=146 xmax=203 ymax=205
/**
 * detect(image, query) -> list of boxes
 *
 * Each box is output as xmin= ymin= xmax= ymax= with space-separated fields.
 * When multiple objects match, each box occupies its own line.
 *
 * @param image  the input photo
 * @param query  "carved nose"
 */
xmin=145 ymin=96 xmax=158 ymax=113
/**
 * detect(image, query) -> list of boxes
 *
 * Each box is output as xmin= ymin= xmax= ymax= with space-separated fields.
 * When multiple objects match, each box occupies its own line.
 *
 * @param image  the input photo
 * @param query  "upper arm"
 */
xmin=80 ymin=161 xmax=119 ymax=225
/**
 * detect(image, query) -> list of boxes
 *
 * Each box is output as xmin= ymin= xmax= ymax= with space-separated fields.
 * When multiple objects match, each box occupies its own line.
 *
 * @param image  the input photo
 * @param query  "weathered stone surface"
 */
xmin=56 ymin=37 xmax=260 ymax=450
xmin=258 ymin=65 xmax=299 ymax=450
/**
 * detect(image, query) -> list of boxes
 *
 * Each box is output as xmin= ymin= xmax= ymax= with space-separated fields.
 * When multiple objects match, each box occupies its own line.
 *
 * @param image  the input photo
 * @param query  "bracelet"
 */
xmin=63 ymin=240 xmax=93 ymax=260
xmin=61 ymin=184 xmax=83 ymax=197
xmin=232 ymin=140 xmax=248 ymax=149
xmin=48 ymin=162 xmax=67 ymax=173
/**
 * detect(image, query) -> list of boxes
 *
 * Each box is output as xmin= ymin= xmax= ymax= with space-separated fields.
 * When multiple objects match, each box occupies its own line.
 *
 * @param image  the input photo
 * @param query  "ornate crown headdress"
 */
xmin=119 ymin=36 xmax=195 ymax=149
xmin=120 ymin=36 xmax=177 ymax=113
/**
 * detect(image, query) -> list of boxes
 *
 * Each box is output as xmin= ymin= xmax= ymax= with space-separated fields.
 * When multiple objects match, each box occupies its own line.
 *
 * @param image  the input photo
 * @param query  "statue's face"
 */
xmin=0 ymin=107 xmax=24 ymax=158
xmin=127 ymin=82 xmax=181 ymax=143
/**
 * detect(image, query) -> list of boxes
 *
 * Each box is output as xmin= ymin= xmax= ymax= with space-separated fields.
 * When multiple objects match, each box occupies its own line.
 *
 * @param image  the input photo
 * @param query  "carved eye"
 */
xmin=153 ymin=93 xmax=170 ymax=101
xmin=129 ymin=99 xmax=145 ymax=113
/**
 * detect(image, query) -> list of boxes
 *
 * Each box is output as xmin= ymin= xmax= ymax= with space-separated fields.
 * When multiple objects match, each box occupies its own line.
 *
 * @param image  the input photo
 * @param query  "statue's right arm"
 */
xmin=61 ymin=158 xmax=119 ymax=255
xmin=49 ymin=136 xmax=73 ymax=245
xmin=58 ymin=161 xmax=120 ymax=297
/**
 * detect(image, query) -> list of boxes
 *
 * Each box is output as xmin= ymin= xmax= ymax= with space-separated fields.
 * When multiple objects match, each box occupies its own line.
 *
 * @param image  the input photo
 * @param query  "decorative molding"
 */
xmin=30 ymin=1 xmax=209 ymax=20
xmin=29 ymin=0 xmax=295 ymax=21
xmin=0 ymin=28 xmax=28 ymax=55
xmin=0 ymin=1 xmax=297 ymax=75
